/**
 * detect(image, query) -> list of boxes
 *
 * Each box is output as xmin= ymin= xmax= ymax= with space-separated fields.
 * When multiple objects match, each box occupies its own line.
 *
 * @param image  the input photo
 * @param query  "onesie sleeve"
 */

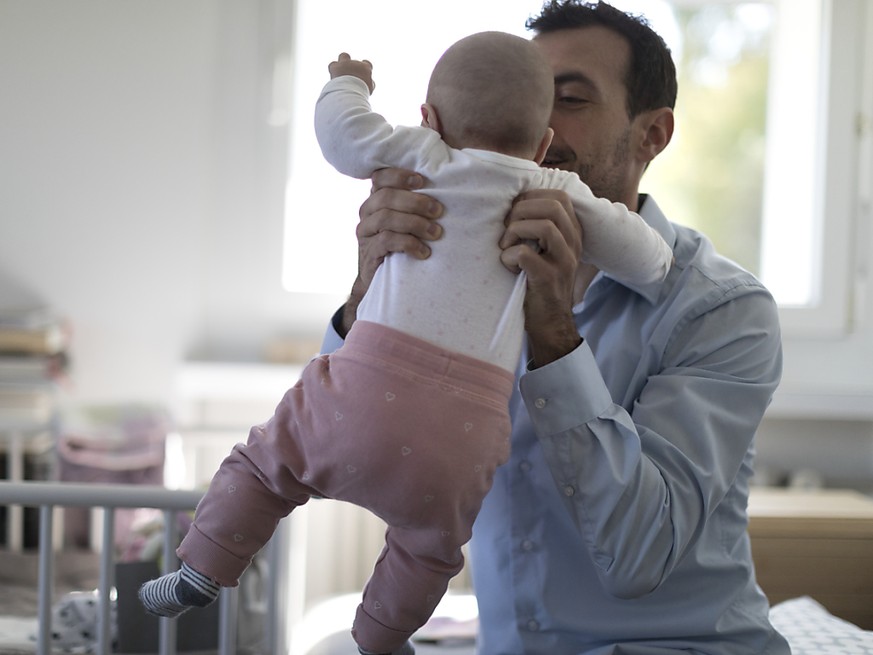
xmin=314 ymin=76 xmax=446 ymax=179
xmin=559 ymin=171 xmax=673 ymax=286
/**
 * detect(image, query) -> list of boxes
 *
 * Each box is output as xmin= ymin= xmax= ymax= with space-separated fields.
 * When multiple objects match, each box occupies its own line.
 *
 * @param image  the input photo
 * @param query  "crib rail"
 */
xmin=0 ymin=480 xmax=288 ymax=655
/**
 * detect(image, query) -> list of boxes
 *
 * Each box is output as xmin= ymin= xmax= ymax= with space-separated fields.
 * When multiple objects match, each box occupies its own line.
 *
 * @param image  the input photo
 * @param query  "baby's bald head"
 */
xmin=424 ymin=31 xmax=554 ymax=159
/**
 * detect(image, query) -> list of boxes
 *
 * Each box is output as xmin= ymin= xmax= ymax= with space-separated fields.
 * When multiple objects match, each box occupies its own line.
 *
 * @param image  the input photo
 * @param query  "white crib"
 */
xmin=0 ymin=480 xmax=289 ymax=655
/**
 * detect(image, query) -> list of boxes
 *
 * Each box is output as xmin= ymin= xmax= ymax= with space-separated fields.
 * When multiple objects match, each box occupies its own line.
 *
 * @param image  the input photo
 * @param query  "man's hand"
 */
xmin=499 ymin=189 xmax=585 ymax=367
xmin=340 ymin=168 xmax=444 ymax=336
xmin=328 ymin=52 xmax=376 ymax=94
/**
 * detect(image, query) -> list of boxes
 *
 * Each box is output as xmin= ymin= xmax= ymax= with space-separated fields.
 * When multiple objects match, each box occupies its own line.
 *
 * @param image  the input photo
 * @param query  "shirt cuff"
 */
xmin=519 ymin=340 xmax=614 ymax=436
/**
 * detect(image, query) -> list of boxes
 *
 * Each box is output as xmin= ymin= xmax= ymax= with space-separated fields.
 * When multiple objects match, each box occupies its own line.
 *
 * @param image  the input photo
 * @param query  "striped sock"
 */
xmin=138 ymin=562 xmax=221 ymax=618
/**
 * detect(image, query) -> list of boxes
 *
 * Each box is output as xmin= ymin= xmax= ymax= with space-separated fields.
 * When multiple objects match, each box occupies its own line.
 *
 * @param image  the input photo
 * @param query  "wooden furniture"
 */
xmin=748 ymin=487 xmax=873 ymax=629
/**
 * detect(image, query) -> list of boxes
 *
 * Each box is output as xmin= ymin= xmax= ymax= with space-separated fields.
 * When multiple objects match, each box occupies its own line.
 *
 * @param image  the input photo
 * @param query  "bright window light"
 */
xmin=759 ymin=0 xmax=822 ymax=307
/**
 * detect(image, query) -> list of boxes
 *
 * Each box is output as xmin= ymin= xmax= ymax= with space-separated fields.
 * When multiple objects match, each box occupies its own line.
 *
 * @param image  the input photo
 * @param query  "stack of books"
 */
xmin=0 ymin=307 xmax=70 ymax=428
xmin=0 ymin=307 xmax=71 ymax=549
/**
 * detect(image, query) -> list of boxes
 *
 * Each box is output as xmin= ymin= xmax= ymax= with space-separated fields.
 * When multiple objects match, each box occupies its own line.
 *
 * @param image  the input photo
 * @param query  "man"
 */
xmin=321 ymin=1 xmax=789 ymax=653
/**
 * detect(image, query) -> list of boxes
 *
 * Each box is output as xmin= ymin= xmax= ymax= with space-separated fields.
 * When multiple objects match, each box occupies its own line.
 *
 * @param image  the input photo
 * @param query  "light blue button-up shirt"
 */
xmin=322 ymin=196 xmax=789 ymax=655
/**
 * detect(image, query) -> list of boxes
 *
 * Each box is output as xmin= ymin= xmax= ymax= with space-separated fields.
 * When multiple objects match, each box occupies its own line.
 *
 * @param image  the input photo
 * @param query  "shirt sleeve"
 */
xmin=518 ymin=285 xmax=782 ymax=599
xmin=314 ymin=76 xmax=446 ymax=179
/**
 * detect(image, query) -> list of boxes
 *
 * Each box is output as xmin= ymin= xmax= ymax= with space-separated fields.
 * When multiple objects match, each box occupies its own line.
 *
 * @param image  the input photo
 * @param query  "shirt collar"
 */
xmin=590 ymin=194 xmax=677 ymax=305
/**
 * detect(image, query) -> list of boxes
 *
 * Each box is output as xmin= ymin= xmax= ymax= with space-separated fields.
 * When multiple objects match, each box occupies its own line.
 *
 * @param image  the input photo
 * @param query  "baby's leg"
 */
xmin=139 ymin=419 xmax=314 ymax=617
xmin=176 ymin=442 xmax=309 ymax=585
xmin=352 ymin=524 xmax=466 ymax=654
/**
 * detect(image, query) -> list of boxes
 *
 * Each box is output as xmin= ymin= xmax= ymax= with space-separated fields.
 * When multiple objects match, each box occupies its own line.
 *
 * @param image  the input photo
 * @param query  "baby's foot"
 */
xmin=138 ymin=561 xmax=220 ymax=618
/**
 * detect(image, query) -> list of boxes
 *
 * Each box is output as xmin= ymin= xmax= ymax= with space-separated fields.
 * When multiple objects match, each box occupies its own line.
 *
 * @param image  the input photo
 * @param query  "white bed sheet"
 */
xmin=769 ymin=596 xmax=873 ymax=654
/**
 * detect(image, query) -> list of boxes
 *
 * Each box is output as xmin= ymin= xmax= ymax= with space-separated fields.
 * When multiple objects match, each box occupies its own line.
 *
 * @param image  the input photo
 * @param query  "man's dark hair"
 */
xmin=527 ymin=0 xmax=677 ymax=118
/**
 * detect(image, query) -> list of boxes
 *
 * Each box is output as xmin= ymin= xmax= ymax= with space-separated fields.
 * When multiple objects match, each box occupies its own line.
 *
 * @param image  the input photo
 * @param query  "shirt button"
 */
xmin=521 ymin=539 xmax=534 ymax=552
xmin=519 ymin=460 xmax=532 ymax=473
xmin=563 ymin=485 xmax=575 ymax=497
xmin=527 ymin=619 xmax=540 ymax=632
xmin=534 ymin=398 xmax=547 ymax=409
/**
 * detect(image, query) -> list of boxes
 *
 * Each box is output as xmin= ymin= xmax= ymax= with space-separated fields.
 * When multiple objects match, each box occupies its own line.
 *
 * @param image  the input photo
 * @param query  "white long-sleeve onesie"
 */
xmin=315 ymin=76 xmax=672 ymax=373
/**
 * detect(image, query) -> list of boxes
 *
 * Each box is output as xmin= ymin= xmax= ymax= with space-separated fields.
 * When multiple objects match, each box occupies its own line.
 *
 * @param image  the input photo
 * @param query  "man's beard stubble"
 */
xmin=550 ymin=127 xmax=632 ymax=205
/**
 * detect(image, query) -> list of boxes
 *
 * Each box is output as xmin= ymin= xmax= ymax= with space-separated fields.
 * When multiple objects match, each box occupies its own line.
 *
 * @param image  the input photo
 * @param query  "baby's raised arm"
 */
xmin=328 ymin=52 xmax=375 ymax=94
xmin=316 ymin=50 xmax=443 ymax=180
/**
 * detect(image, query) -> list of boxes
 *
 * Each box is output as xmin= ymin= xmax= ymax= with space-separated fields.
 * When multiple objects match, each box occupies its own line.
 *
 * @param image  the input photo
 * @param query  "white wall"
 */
xmin=0 ymin=0 xmax=339 ymax=407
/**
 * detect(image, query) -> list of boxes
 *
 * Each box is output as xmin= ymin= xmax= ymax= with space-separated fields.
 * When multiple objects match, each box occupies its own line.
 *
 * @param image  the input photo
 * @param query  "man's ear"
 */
xmin=636 ymin=107 xmax=674 ymax=164
xmin=420 ymin=103 xmax=441 ymax=133
xmin=534 ymin=127 xmax=554 ymax=165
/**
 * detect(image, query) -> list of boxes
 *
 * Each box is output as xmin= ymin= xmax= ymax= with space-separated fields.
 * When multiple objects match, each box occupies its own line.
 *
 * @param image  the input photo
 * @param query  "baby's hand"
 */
xmin=328 ymin=53 xmax=375 ymax=94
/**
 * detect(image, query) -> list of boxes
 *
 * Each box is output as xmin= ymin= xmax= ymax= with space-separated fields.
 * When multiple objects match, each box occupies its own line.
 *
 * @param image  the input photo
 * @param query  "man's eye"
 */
xmin=557 ymin=95 xmax=588 ymax=106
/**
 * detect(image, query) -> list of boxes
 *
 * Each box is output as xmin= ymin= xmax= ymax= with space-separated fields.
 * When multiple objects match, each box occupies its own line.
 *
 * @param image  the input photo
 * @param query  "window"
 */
xmin=282 ymin=0 xmax=869 ymax=338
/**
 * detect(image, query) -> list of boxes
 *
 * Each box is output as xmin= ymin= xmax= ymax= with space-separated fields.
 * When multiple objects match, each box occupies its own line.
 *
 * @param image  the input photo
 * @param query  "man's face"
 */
xmin=534 ymin=26 xmax=640 ymax=208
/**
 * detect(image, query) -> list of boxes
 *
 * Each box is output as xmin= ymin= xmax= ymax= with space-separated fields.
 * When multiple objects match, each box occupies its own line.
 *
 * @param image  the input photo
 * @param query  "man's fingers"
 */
xmin=499 ymin=191 xmax=581 ymax=279
xmin=366 ymin=231 xmax=434 ymax=261
xmin=504 ymin=195 xmax=582 ymax=260
xmin=500 ymin=219 xmax=560 ymax=254
xmin=499 ymin=245 xmax=525 ymax=274
xmin=359 ymin=187 xmax=443 ymax=237
xmin=371 ymin=167 xmax=425 ymax=192
xmin=354 ymin=167 xmax=446 ymax=294
xmin=357 ymin=203 xmax=441 ymax=241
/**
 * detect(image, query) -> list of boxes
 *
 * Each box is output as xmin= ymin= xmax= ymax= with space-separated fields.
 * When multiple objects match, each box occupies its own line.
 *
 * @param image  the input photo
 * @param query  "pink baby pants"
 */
xmin=177 ymin=320 xmax=514 ymax=653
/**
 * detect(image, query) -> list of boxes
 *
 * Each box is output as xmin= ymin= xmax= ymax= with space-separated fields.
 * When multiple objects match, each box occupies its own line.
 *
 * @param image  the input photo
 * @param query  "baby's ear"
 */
xmin=534 ymin=127 xmax=554 ymax=165
xmin=420 ymin=103 xmax=441 ymax=133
